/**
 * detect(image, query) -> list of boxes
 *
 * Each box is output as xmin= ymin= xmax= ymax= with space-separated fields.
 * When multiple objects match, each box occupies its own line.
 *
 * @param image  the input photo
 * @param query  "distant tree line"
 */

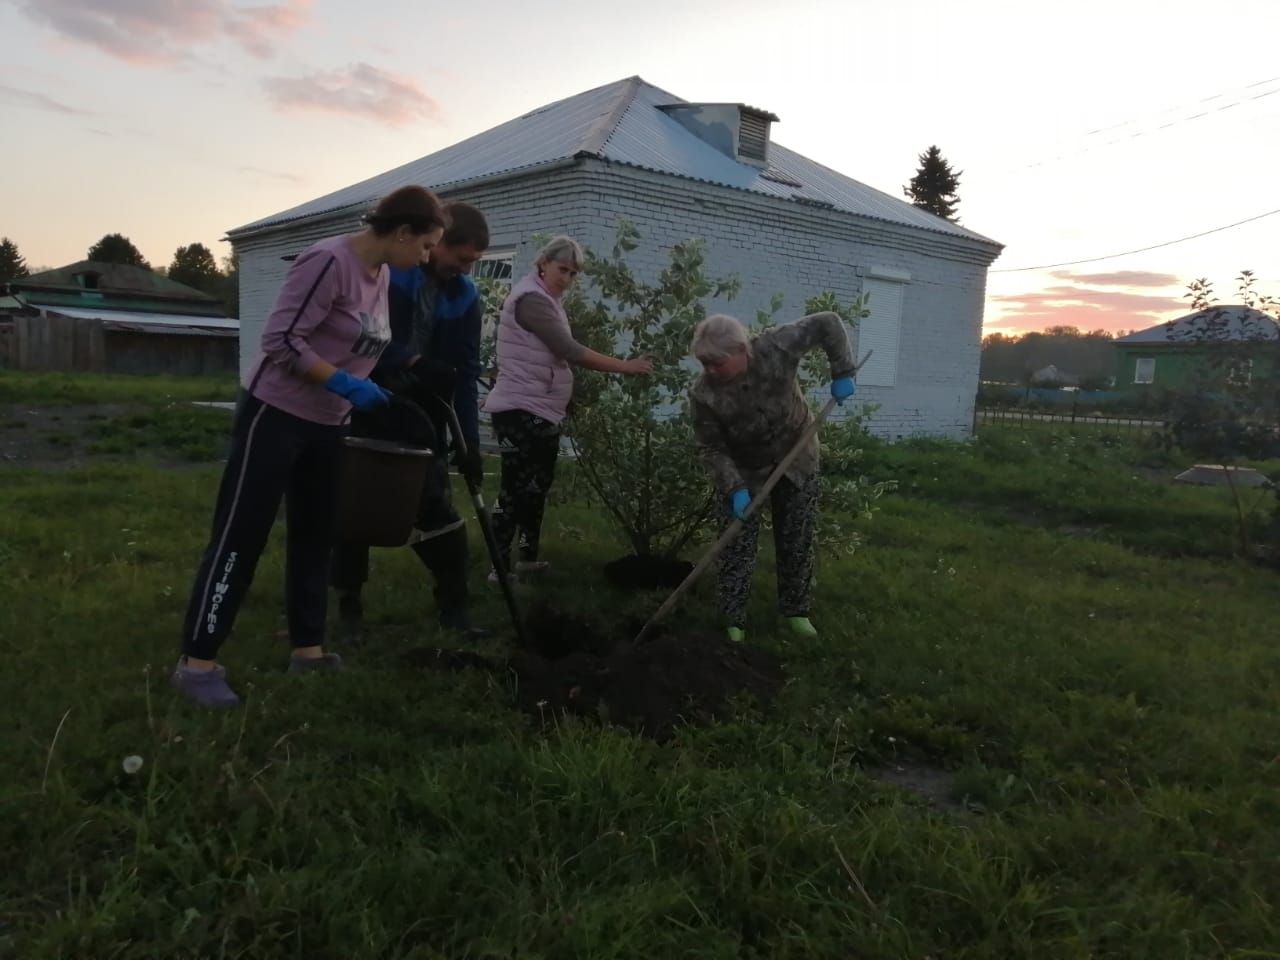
xmin=981 ymin=326 xmax=1123 ymax=389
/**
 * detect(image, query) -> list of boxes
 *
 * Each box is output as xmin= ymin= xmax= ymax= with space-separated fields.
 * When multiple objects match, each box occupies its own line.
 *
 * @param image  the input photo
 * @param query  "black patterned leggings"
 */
xmin=717 ymin=471 xmax=820 ymax=626
xmin=490 ymin=409 xmax=562 ymax=569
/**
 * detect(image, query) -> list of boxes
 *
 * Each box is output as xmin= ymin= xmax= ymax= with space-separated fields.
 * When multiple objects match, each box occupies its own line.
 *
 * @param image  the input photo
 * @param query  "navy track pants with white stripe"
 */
xmin=180 ymin=392 xmax=344 ymax=661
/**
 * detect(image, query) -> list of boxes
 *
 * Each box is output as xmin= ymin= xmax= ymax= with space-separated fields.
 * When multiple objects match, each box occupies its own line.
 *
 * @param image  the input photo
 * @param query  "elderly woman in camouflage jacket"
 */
xmin=689 ymin=312 xmax=856 ymax=643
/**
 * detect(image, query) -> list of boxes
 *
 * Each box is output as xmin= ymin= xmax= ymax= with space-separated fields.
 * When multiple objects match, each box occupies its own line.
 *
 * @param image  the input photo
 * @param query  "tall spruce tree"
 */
xmin=0 ymin=237 xmax=30 ymax=283
xmin=903 ymin=145 xmax=962 ymax=221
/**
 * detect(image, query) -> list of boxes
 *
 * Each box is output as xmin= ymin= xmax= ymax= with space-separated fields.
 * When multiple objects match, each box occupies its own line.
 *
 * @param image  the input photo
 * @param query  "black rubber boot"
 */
xmin=335 ymin=590 xmax=363 ymax=646
xmin=438 ymin=606 xmax=490 ymax=640
xmin=411 ymin=527 xmax=488 ymax=640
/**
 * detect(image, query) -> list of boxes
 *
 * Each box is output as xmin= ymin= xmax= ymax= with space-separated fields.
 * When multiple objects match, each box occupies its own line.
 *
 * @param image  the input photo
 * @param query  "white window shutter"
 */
xmin=858 ymin=277 xmax=905 ymax=387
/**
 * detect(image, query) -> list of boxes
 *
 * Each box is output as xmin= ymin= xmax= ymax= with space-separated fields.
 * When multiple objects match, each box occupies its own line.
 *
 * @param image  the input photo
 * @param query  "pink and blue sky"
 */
xmin=2 ymin=0 xmax=1277 ymax=335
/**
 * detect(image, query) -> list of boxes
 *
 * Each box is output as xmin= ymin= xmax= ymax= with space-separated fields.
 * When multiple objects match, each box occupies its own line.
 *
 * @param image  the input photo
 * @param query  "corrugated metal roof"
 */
xmin=1115 ymin=306 xmax=1279 ymax=344
xmin=230 ymin=76 xmax=997 ymax=247
xmin=601 ymin=83 xmax=993 ymax=243
xmin=22 ymin=261 xmax=220 ymax=302
xmin=21 ymin=291 xmax=228 ymax=316
xmin=43 ymin=305 xmax=240 ymax=331
xmin=101 ymin=320 xmax=238 ymax=338
xmin=231 ymin=78 xmax=634 ymax=234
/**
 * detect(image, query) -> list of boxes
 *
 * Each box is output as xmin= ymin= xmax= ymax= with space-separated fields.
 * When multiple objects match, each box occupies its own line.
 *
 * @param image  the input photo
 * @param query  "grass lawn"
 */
xmin=0 ymin=370 xmax=239 ymax=405
xmin=1 ymin=373 xmax=1278 ymax=958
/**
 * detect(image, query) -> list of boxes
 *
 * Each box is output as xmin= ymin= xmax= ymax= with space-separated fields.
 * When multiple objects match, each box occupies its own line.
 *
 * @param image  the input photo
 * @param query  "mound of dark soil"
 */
xmin=602 ymin=554 xmax=694 ymax=591
xmin=401 ymin=611 xmax=784 ymax=742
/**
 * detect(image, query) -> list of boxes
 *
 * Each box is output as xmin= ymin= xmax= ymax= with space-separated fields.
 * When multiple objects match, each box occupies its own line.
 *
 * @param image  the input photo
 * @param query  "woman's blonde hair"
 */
xmin=536 ymin=235 xmax=584 ymax=270
xmin=691 ymin=313 xmax=750 ymax=362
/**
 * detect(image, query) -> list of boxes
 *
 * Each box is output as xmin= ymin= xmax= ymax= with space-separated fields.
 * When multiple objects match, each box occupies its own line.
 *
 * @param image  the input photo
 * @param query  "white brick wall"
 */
xmin=232 ymin=160 xmax=998 ymax=438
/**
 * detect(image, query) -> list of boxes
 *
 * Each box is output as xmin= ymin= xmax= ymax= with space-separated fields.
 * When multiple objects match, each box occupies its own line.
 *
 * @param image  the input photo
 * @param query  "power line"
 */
xmin=1083 ymin=73 xmax=1280 ymax=138
xmin=989 ymin=76 xmax=1280 ymax=176
xmin=990 ymin=207 xmax=1280 ymax=273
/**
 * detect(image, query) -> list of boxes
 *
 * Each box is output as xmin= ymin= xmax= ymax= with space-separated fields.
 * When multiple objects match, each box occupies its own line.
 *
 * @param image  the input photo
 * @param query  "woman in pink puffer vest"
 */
xmin=483 ymin=235 xmax=652 ymax=581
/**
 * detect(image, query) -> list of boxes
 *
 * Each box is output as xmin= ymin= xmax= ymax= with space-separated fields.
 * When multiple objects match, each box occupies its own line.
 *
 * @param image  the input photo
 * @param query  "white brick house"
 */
xmin=226 ymin=77 xmax=1002 ymax=439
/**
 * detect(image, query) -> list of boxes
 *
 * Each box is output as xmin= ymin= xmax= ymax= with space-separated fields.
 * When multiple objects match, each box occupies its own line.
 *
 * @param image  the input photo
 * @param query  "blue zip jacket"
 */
xmin=377 ymin=265 xmax=482 ymax=451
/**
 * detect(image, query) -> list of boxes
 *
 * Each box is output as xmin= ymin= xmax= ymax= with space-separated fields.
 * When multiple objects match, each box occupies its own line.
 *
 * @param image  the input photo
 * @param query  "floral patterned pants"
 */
xmin=490 ymin=409 xmax=562 ymax=568
xmin=717 ymin=471 xmax=819 ymax=626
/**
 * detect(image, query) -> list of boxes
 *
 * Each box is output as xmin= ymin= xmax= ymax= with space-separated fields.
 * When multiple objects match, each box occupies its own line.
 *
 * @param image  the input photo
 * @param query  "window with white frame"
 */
xmin=1133 ymin=357 xmax=1156 ymax=384
xmin=1228 ymin=357 xmax=1253 ymax=387
xmin=473 ymin=250 xmax=514 ymax=384
xmin=857 ymin=270 xmax=909 ymax=387
xmin=472 ymin=250 xmax=513 ymax=282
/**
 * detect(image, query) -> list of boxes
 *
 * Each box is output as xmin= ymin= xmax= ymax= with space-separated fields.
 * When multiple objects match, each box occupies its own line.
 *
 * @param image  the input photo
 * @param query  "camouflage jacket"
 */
xmin=690 ymin=312 xmax=855 ymax=494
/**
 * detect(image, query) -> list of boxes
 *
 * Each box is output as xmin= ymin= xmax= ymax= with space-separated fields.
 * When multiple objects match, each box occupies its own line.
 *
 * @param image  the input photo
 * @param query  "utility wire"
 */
xmin=990 ymin=207 xmax=1280 ymax=273
xmin=990 ymin=76 xmax=1280 ymax=176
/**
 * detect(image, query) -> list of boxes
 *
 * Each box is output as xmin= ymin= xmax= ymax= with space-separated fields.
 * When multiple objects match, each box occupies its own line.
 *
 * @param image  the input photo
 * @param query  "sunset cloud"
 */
xmin=262 ymin=64 xmax=440 ymax=127
xmin=989 ymin=284 xmax=1188 ymax=335
xmin=0 ymin=83 xmax=94 ymax=116
xmin=1050 ymin=269 xmax=1181 ymax=288
xmin=224 ymin=0 xmax=312 ymax=59
xmin=13 ymin=0 xmax=311 ymax=64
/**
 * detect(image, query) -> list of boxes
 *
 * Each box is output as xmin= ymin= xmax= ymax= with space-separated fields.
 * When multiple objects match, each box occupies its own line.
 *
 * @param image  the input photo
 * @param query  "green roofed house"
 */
xmin=0 ymin=261 xmax=237 ymax=375
xmin=1113 ymin=305 xmax=1280 ymax=393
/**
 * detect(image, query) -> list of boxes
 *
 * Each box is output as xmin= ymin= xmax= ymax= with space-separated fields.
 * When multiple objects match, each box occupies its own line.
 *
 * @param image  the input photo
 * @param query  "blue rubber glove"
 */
xmin=729 ymin=488 xmax=751 ymax=521
xmin=325 ymin=369 xmax=391 ymax=412
xmin=830 ymin=376 xmax=856 ymax=404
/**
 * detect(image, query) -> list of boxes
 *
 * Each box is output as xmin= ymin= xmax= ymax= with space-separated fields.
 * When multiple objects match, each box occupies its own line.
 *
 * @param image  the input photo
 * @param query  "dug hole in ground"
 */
xmin=402 ymin=605 xmax=784 ymax=742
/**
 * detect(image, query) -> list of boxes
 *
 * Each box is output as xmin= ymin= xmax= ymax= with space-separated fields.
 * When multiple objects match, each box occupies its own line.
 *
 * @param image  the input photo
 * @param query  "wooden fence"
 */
xmin=9 ymin=313 xmax=106 ymax=371
xmin=0 ymin=317 xmax=13 ymax=369
xmin=0 ymin=314 xmax=237 ymax=376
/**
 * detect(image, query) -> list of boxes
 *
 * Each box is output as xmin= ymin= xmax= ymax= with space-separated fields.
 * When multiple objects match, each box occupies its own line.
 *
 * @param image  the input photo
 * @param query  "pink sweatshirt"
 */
xmin=244 ymin=235 xmax=391 ymax=424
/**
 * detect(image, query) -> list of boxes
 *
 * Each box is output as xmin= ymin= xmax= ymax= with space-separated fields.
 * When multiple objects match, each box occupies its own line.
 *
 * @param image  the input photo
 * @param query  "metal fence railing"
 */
xmin=975 ymin=406 xmax=1166 ymax=434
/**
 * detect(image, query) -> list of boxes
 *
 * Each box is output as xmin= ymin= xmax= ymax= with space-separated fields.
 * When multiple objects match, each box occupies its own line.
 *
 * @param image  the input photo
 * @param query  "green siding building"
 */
xmin=1114 ymin=306 xmax=1279 ymax=393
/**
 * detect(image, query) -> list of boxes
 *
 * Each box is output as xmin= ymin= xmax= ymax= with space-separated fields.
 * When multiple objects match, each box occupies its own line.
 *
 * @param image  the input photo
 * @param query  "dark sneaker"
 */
xmin=486 ymin=568 xmax=518 ymax=588
xmin=288 ymin=652 xmax=344 ymax=675
xmin=171 ymin=660 xmax=240 ymax=708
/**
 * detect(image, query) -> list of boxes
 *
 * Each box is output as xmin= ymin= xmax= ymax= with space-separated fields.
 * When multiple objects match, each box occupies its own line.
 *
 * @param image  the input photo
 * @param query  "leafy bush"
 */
xmin=566 ymin=222 xmax=886 ymax=560
xmin=565 ymin=223 xmax=739 ymax=558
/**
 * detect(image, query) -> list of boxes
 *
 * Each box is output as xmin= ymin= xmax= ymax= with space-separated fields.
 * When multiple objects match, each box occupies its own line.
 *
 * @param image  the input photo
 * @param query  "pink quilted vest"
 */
xmin=483 ymin=271 xmax=575 ymax=424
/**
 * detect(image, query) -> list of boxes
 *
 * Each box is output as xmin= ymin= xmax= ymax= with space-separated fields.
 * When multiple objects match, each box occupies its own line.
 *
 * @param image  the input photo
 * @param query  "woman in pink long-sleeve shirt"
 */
xmin=172 ymin=186 xmax=449 ymax=708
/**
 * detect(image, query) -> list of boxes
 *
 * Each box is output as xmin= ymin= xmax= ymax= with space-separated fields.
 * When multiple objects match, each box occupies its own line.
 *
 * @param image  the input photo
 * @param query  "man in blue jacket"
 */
xmin=332 ymin=201 xmax=490 ymax=641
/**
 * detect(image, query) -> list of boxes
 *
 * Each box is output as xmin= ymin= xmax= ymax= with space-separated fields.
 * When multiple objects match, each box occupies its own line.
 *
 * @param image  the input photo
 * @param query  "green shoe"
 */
xmin=785 ymin=616 xmax=818 ymax=638
xmin=727 ymin=626 xmax=745 ymax=644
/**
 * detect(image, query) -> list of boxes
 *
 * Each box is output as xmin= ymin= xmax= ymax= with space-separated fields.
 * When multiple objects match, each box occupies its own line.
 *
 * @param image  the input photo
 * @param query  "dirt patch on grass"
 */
xmin=2 ymin=403 xmax=130 ymax=468
xmin=403 ymin=609 xmax=785 ymax=741
xmin=1055 ymin=523 xmax=1108 ymax=539
xmin=0 ymin=402 xmax=231 ymax=469
xmin=867 ymin=760 xmax=965 ymax=813
xmin=602 ymin=554 xmax=694 ymax=590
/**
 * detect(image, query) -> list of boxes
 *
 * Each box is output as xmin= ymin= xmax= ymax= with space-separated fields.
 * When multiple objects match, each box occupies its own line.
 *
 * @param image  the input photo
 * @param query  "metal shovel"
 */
xmin=437 ymin=400 xmax=528 ymax=648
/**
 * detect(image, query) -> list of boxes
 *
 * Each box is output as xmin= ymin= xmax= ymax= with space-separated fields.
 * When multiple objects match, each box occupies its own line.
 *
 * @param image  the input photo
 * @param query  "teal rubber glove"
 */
xmin=325 ymin=369 xmax=391 ymax=412
xmin=830 ymin=376 xmax=856 ymax=403
xmin=729 ymin=488 xmax=751 ymax=521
